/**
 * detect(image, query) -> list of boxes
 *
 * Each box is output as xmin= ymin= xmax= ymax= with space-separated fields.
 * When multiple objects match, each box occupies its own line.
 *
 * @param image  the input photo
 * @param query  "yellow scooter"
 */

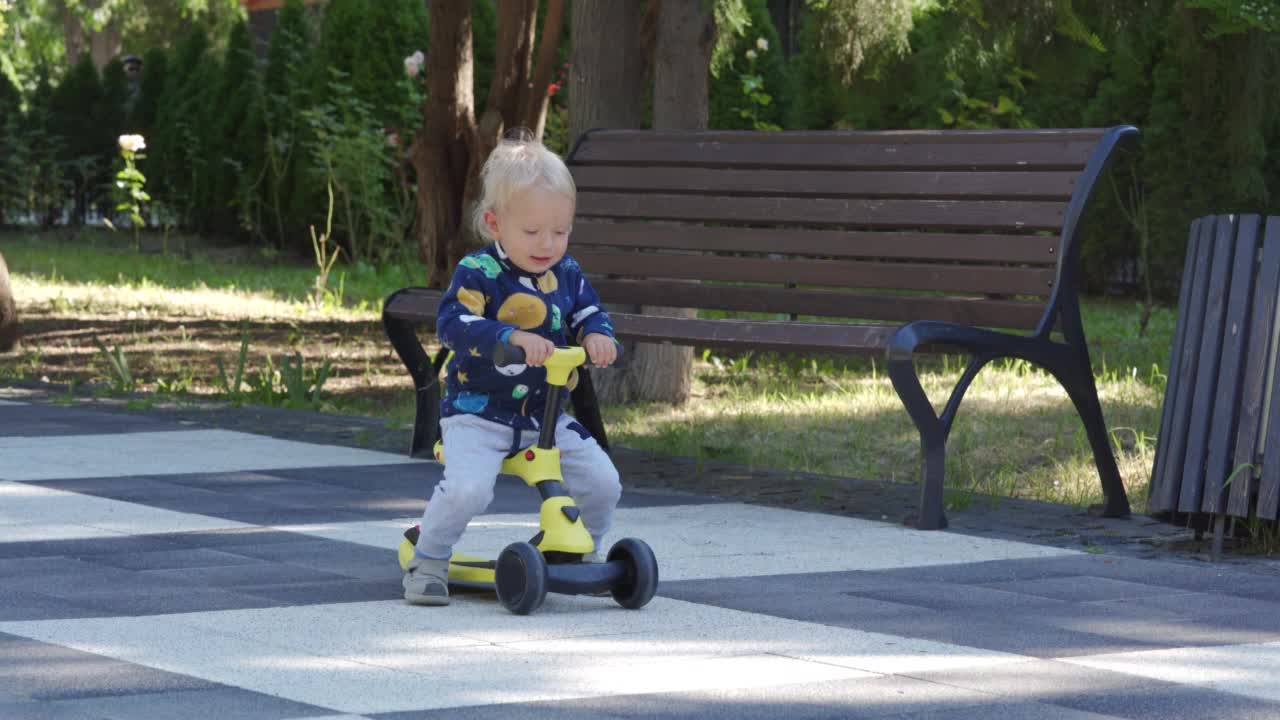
xmin=398 ymin=343 xmax=658 ymax=615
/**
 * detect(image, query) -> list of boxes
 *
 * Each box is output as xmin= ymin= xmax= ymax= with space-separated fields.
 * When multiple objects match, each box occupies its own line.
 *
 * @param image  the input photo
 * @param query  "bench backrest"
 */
xmin=566 ymin=127 xmax=1136 ymax=332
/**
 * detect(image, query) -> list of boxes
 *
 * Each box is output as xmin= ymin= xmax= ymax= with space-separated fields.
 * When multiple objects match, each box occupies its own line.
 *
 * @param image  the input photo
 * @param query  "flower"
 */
xmin=756 ymin=37 xmax=769 ymax=51
xmin=404 ymin=50 xmax=425 ymax=78
xmin=745 ymin=49 xmax=758 ymax=60
xmin=117 ymin=134 xmax=146 ymax=153
xmin=547 ymin=81 xmax=562 ymax=97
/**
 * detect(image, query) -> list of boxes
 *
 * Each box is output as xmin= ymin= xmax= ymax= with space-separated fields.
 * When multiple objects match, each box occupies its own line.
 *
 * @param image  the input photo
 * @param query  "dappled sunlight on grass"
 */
xmin=12 ymin=276 xmax=371 ymax=321
xmin=604 ymin=358 xmax=1160 ymax=510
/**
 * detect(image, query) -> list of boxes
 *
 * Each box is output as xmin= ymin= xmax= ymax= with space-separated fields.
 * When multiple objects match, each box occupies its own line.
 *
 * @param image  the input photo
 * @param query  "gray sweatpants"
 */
xmin=414 ymin=412 xmax=622 ymax=561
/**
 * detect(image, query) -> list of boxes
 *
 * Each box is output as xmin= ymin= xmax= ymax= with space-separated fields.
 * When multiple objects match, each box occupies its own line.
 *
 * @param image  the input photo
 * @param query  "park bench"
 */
xmin=384 ymin=126 xmax=1137 ymax=530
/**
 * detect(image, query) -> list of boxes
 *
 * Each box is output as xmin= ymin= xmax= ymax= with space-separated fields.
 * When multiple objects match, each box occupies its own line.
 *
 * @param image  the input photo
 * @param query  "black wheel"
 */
xmin=607 ymin=538 xmax=658 ymax=609
xmin=495 ymin=541 xmax=548 ymax=615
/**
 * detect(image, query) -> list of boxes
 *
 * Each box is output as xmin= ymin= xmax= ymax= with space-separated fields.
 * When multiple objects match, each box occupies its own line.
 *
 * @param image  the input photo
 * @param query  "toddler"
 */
xmin=403 ymin=134 xmax=622 ymax=605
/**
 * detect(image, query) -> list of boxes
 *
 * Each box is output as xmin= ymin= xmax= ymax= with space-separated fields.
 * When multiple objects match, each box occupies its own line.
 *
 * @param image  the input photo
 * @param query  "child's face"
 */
xmin=485 ymin=186 xmax=574 ymax=275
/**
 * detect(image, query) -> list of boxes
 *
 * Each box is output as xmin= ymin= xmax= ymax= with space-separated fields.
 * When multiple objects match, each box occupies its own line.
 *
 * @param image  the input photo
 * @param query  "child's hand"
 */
xmin=583 ymin=333 xmax=617 ymax=367
xmin=508 ymin=330 xmax=555 ymax=367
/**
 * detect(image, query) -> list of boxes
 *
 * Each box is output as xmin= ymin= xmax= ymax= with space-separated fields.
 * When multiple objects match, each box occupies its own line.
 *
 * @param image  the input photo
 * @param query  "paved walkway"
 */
xmin=3 ymin=386 xmax=1280 ymax=719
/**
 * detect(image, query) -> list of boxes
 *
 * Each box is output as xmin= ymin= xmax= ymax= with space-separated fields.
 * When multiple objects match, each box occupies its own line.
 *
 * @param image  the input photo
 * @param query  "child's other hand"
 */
xmin=508 ymin=330 xmax=555 ymax=366
xmin=583 ymin=333 xmax=617 ymax=367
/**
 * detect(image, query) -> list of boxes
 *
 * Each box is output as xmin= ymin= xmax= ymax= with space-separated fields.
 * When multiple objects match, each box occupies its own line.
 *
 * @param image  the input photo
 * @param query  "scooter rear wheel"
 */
xmin=607 ymin=538 xmax=658 ymax=609
xmin=495 ymin=541 xmax=548 ymax=615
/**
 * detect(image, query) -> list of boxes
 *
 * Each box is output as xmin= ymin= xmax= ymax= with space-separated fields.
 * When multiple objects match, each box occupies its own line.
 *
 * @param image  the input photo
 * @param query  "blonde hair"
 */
xmin=472 ymin=130 xmax=576 ymax=242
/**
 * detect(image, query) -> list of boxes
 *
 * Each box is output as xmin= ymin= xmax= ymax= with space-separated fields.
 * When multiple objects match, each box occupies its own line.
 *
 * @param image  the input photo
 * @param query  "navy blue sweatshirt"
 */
xmin=436 ymin=243 xmax=616 ymax=430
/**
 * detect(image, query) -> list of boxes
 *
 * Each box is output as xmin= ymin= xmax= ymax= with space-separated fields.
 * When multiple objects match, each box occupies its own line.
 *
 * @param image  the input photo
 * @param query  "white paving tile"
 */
xmin=285 ymin=503 xmax=1079 ymax=581
xmin=1061 ymin=641 xmax=1280 ymax=703
xmin=0 ymin=481 xmax=249 ymax=542
xmin=0 ymin=429 xmax=424 ymax=481
xmin=0 ymin=594 xmax=1025 ymax=714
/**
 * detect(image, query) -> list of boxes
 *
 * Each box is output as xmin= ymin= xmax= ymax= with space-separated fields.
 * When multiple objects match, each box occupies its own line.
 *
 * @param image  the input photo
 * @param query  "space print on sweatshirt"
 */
xmin=435 ymin=242 xmax=616 ymax=431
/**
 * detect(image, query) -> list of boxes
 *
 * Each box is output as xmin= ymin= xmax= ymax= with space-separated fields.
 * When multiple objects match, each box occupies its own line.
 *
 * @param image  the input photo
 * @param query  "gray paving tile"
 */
xmin=846 ymin=614 xmax=1165 ymax=658
xmin=0 ymin=590 xmax=111 ymax=622
xmin=0 ymin=698 xmax=110 ymax=719
xmin=46 ymin=687 xmax=332 ymax=720
xmin=137 ymin=560 xmax=350 ymax=588
xmin=49 ymin=586 xmax=282 ymax=617
xmin=13 ymin=561 xmax=184 ymax=598
xmin=274 ymin=463 xmax=722 ymax=509
xmin=904 ymin=655 xmax=1280 ymax=718
xmin=0 ymin=556 xmax=102 ymax=579
xmin=215 ymin=538 xmax=401 ymax=576
xmin=0 ymin=534 xmax=189 ymax=560
xmin=93 ymin=548 xmax=265 ymax=572
xmin=224 ymin=508 xmax=379 ymax=525
xmin=861 ymin=556 xmax=1095 ymax=585
xmin=0 ymin=405 xmax=180 ymax=437
xmin=237 ymin=578 xmax=402 ymax=605
xmin=155 ymin=527 xmax=323 ymax=550
xmin=846 ymin=583 xmax=1072 ymax=613
xmin=876 ymin=704 xmax=1119 ymax=720
xmin=1055 ymin=683 xmax=1280 ymax=720
xmin=982 ymin=576 xmax=1175 ymax=603
xmin=1092 ymin=591 xmax=1280 ymax=629
xmin=0 ymin=632 xmax=220 ymax=700
xmin=663 ymin=573 xmax=1170 ymax=658
xmin=389 ymin=675 xmax=1003 ymax=720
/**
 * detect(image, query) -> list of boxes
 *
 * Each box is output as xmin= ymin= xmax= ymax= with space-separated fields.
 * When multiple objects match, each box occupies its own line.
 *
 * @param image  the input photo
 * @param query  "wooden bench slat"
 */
xmin=571 ymin=167 xmax=1080 ymax=201
xmin=572 ymin=140 xmax=1097 ymax=171
xmin=1201 ymin=215 xmax=1265 ymax=513
xmin=1179 ymin=216 xmax=1238 ymax=513
xmin=1251 ymin=218 xmax=1280 ymax=520
xmin=1149 ymin=218 xmax=1216 ymax=513
xmin=576 ymin=193 xmax=1066 ymax=232
xmin=383 ymin=284 xmax=1046 ymax=332
xmin=571 ymin=222 xmax=1057 ymax=265
xmin=609 ymin=312 xmax=897 ymax=355
xmin=581 ymin=128 xmax=1107 ymax=146
xmin=1149 ymin=219 xmax=1205 ymax=514
xmin=591 ymin=279 xmax=1045 ymax=330
xmin=575 ymin=249 xmax=1054 ymax=297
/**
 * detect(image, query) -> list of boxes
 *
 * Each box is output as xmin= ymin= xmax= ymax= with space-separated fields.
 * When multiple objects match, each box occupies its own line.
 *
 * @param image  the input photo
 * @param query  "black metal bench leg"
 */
xmin=886 ymin=352 xmax=949 ymax=530
xmin=409 ymin=349 xmax=450 ymax=459
xmin=1054 ymin=364 xmax=1131 ymax=518
xmin=571 ymin=368 xmax=611 ymax=452
xmin=1052 ymin=301 xmax=1131 ymax=519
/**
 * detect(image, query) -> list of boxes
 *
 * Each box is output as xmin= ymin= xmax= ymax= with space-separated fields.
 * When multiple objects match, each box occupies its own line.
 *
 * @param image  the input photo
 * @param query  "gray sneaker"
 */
xmin=403 ymin=556 xmax=450 ymax=606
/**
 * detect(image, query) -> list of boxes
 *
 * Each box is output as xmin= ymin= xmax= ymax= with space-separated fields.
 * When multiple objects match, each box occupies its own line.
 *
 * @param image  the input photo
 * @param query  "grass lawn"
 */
xmin=1 ymin=228 xmax=1173 ymax=511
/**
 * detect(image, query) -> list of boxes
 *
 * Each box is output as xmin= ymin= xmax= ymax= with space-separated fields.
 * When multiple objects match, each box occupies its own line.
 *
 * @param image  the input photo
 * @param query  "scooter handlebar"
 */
xmin=492 ymin=341 xmax=625 ymax=368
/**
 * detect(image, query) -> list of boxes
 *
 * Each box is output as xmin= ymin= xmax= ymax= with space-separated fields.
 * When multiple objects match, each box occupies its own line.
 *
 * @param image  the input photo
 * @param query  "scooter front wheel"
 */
xmin=495 ymin=541 xmax=548 ymax=615
xmin=607 ymin=538 xmax=658 ymax=609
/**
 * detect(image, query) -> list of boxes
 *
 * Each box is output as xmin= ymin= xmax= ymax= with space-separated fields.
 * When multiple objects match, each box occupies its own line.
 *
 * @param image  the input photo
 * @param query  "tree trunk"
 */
xmin=585 ymin=0 xmax=714 ymax=405
xmin=413 ymin=2 xmax=478 ymax=287
xmin=415 ymin=1 xmax=563 ymax=286
xmin=60 ymin=2 xmax=86 ymax=67
xmin=59 ymin=0 xmax=121 ymax=71
xmin=568 ymin=2 xmax=646 ymax=146
xmin=568 ymin=1 xmax=650 ymax=404
xmin=0 ymin=252 xmax=19 ymax=353
xmin=519 ymin=0 xmax=567 ymax=137
xmin=461 ymin=0 xmax=539 ymax=257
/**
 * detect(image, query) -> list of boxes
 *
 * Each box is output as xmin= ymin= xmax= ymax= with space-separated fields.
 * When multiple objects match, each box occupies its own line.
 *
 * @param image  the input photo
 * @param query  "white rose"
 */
xmin=756 ymin=37 xmax=769 ymax=51
xmin=404 ymin=50 xmax=425 ymax=78
xmin=118 ymin=134 xmax=146 ymax=153
xmin=745 ymin=49 xmax=758 ymax=60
